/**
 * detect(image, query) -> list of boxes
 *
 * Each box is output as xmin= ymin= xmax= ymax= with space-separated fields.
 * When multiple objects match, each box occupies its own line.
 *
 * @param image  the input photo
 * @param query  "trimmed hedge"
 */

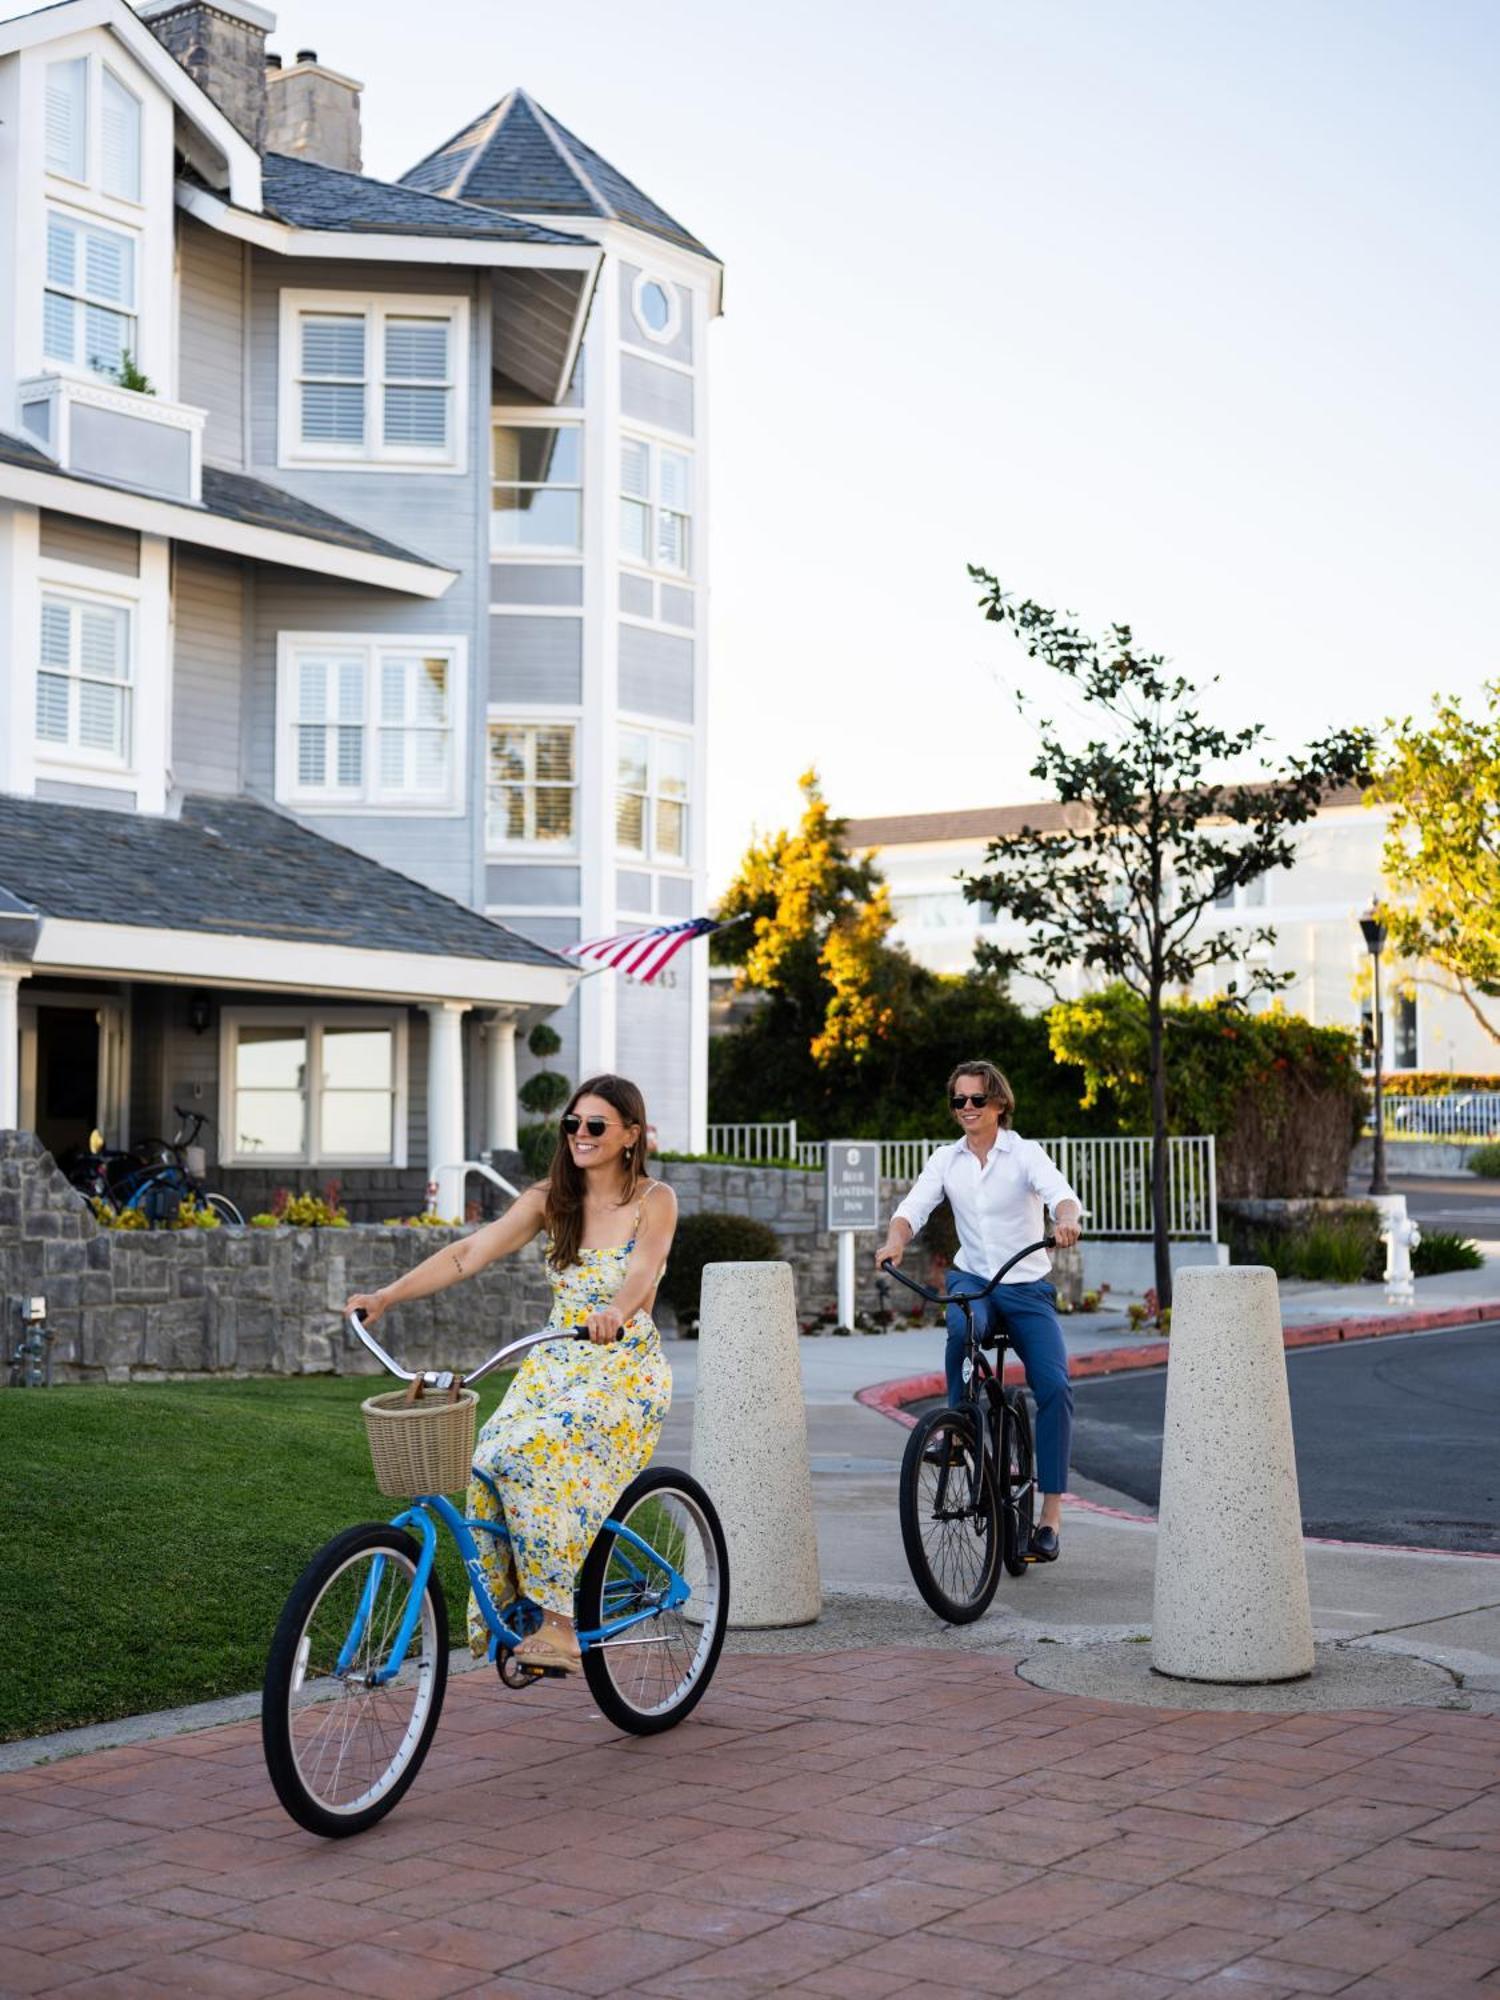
xmin=1382 ymin=1072 xmax=1500 ymax=1097
xmin=659 ymin=1211 xmax=783 ymax=1330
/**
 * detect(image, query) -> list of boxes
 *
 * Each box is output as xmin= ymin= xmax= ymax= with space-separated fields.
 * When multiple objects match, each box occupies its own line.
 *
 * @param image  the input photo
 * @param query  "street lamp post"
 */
xmin=1359 ymin=909 xmax=1389 ymax=1197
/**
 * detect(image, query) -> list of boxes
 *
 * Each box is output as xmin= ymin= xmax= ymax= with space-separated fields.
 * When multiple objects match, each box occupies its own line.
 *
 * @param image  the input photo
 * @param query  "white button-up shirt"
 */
xmin=894 ymin=1130 xmax=1080 ymax=1285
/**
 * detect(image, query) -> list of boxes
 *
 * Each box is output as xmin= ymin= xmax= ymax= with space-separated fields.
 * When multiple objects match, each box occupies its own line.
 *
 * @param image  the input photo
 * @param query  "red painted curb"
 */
xmin=855 ymin=1299 xmax=1500 ymax=1433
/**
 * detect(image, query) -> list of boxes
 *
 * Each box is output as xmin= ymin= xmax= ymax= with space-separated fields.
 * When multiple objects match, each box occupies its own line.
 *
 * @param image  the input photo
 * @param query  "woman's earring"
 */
xmin=624 ymin=1146 xmax=633 ymax=1162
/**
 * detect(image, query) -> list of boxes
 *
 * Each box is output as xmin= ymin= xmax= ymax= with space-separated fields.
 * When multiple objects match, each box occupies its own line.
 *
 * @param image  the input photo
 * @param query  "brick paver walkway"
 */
xmin=3 ymin=1649 xmax=1499 ymax=1998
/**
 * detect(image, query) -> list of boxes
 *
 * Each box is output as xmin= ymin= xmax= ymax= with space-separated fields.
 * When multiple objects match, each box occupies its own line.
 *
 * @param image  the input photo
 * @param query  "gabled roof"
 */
xmin=0 ymin=794 xmax=570 ymax=970
xmin=259 ymin=151 xmax=594 ymax=246
xmin=401 ymin=89 xmax=717 ymax=263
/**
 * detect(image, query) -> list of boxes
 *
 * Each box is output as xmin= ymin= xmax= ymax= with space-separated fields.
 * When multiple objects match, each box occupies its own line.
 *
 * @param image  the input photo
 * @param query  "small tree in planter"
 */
xmin=517 ymin=1022 xmax=569 ymax=1179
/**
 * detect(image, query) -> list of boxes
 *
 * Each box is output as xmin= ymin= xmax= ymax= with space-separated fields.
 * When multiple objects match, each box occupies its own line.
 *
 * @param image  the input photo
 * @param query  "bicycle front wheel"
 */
xmin=577 ymin=1467 xmax=728 ymax=1735
xmin=262 ymin=1524 xmax=448 ymax=1838
xmin=899 ymin=1407 xmax=1001 ymax=1623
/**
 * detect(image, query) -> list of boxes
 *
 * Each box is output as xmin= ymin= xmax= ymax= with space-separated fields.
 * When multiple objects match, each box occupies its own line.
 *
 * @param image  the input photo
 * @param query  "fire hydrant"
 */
xmin=1371 ymin=1194 xmax=1420 ymax=1305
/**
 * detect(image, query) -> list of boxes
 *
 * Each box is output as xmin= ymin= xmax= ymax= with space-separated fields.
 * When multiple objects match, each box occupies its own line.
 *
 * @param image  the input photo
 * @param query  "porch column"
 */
xmin=485 ymin=1012 xmax=519 ymax=1154
xmin=423 ymin=1000 xmax=470 ymax=1220
xmin=0 ymin=967 xmax=22 ymax=1129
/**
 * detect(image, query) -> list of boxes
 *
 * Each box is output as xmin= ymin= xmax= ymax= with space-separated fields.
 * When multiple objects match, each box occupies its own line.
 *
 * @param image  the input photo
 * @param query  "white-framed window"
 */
xmin=100 ymin=69 xmax=142 ymax=202
xmin=487 ymin=720 xmax=577 ymax=851
xmin=44 ymin=52 xmax=142 ymax=199
xmin=617 ymin=727 xmax=690 ymax=863
xmin=275 ymin=635 xmax=465 ymax=812
xmin=491 ymin=423 xmax=582 ymax=552
xmin=45 ymin=57 xmax=88 ymax=181
xmin=280 ymin=293 xmax=468 ymax=469
xmin=44 ymin=207 xmax=137 ymax=380
xmin=620 ymin=435 xmax=692 ymax=575
xmin=220 ymin=1009 xmax=408 ymax=1167
xmin=631 ymin=271 xmax=682 ymax=345
xmin=36 ymin=589 xmax=131 ymax=763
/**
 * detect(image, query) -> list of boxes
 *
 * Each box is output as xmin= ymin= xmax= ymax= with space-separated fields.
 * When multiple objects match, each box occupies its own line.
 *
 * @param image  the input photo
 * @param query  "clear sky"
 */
xmin=19 ymin=0 xmax=1496 ymax=887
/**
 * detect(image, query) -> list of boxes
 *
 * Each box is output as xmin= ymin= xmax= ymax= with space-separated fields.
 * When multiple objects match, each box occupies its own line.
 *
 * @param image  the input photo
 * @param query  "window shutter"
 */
xmin=301 ymin=314 xmax=365 ymax=377
xmin=385 ymin=318 xmax=448 ymax=380
xmin=383 ymin=387 xmax=448 ymax=447
xmin=621 ymin=438 xmax=651 ymax=499
xmin=84 ymin=227 xmax=135 ymax=307
xmin=45 ymin=59 xmax=87 ymax=179
xmin=101 ymin=70 xmax=142 ymax=201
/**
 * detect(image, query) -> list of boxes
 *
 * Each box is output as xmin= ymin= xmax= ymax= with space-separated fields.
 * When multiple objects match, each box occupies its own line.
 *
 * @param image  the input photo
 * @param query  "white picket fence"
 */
xmin=1370 ymin=1093 xmax=1500 ymax=1141
xmin=704 ymin=1123 xmax=1218 ymax=1240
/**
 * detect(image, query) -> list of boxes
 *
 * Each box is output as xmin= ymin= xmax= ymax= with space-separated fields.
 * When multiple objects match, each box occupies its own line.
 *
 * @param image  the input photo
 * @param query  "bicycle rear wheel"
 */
xmin=262 ymin=1524 xmax=447 ymax=1838
xmin=204 ymin=1192 xmax=245 ymax=1227
xmin=899 ymin=1407 xmax=1001 ymax=1623
xmin=577 ymin=1467 xmax=728 ymax=1735
xmin=999 ymin=1393 xmax=1036 ymax=1577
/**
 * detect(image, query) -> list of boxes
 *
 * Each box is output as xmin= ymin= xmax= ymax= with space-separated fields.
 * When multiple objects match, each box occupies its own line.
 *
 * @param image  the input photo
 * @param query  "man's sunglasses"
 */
xmin=561 ymin=1113 xmax=613 ymax=1137
xmin=950 ymin=1093 xmax=991 ymax=1110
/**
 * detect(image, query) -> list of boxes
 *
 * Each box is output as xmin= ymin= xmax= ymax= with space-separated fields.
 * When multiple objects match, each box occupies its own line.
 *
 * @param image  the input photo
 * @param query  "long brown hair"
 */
xmin=542 ymin=1073 xmax=650 ymax=1269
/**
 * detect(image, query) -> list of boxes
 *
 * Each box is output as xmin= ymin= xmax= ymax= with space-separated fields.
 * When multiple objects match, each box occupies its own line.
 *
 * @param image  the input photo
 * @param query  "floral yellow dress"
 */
xmin=465 ymin=1201 xmax=671 ymax=1650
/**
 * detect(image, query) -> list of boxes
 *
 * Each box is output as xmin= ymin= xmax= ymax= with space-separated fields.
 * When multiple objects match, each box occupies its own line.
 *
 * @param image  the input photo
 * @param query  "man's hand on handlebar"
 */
xmin=345 ymin=1289 xmax=391 ymax=1327
xmin=873 ymin=1237 xmax=904 ymax=1271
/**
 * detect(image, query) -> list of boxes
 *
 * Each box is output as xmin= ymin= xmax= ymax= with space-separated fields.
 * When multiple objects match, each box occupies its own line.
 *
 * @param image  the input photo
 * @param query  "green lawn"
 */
xmin=1 ymin=1373 xmax=513 ymax=1743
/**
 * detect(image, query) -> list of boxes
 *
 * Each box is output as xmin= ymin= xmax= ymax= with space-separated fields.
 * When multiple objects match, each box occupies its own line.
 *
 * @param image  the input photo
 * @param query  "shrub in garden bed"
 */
xmin=1412 ymin=1229 xmax=1485 ymax=1277
xmin=1467 ymin=1142 xmax=1500 ymax=1177
xmin=657 ymin=1211 xmax=783 ymax=1335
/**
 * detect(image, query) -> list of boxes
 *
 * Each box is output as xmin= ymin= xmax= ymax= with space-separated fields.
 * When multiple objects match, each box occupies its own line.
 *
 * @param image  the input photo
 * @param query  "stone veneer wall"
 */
xmin=0 ymin=1133 xmax=549 ymax=1384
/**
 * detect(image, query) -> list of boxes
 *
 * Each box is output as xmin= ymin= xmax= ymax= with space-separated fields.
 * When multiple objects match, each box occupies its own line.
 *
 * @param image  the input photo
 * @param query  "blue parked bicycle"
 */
xmin=262 ymin=1313 xmax=730 ymax=1838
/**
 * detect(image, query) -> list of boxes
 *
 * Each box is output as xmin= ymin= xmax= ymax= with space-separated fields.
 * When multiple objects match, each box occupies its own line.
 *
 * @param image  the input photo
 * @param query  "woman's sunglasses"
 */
xmin=950 ymin=1093 xmax=991 ymax=1110
xmin=561 ymin=1113 xmax=613 ymax=1138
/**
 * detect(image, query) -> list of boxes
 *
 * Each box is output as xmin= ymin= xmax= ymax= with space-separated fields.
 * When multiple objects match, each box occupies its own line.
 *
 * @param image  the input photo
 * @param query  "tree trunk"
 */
xmin=1149 ymin=983 xmax=1172 ymax=1312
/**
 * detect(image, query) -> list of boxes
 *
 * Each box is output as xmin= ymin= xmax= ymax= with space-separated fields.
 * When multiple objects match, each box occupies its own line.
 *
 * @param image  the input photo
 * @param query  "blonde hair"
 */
xmin=947 ymin=1060 xmax=1016 ymax=1128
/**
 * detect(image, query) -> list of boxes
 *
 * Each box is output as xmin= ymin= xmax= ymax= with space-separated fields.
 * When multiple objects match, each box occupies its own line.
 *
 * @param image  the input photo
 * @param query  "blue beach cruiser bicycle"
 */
xmin=262 ymin=1314 xmax=730 ymax=1838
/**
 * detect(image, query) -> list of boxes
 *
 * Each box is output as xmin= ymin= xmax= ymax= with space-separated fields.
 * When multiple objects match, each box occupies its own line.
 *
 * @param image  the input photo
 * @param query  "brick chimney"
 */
xmin=264 ymin=50 xmax=363 ymax=173
xmin=139 ymin=0 xmax=275 ymax=151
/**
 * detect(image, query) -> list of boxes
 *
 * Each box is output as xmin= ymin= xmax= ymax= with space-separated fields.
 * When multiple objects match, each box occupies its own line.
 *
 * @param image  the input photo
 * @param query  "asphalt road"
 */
xmin=1069 ymin=1321 xmax=1500 ymax=1553
xmin=1385 ymin=1175 xmax=1500 ymax=1238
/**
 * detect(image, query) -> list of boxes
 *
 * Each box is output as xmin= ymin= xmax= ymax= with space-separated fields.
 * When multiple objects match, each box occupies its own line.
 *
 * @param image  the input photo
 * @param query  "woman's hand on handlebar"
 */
xmin=585 ymin=1305 xmax=624 ymax=1345
xmin=345 ymin=1289 xmax=391 ymax=1327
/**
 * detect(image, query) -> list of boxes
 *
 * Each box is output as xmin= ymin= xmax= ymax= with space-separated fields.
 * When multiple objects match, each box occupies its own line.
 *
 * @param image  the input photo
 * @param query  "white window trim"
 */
xmin=629 ymin=270 xmax=682 ymax=347
xmin=490 ymin=416 xmax=584 ymax=556
xmin=486 ymin=713 xmax=580 ymax=858
xmin=43 ymin=199 xmax=141 ymax=384
xmin=43 ymin=48 xmax=146 ymax=213
xmin=274 ymin=631 xmax=468 ymax=816
xmin=615 ymin=722 xmax=692 ymax=866
xmin=217 ymin=1006 xmax=409 ymax=1169
xmin=34 ymin=555 xmax=140 ymax=778
xmin=35 ymin=581 xmax=132 ymax=771
xmin=278 ymin=291 xmax=470 ymax=473
xmin=619 ymin=431 xmax=694 ymax=581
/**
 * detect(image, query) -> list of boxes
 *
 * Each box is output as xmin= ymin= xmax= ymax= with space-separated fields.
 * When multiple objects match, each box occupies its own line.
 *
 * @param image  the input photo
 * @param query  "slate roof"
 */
xmin=400 ymin=90 xmax=716 ymax=261
xmin=260 ymin=150 xmax=592 ymax=245
xmin=0 ymin=794 xmax=570 ymax=970
xmin=0 ymin=430 xmax=448 ymax=574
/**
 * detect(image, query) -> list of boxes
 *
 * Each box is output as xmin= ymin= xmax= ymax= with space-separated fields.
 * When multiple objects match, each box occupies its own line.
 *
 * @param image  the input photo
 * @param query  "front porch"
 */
xmin=0 ymin=792 xmax=575 ymax=1217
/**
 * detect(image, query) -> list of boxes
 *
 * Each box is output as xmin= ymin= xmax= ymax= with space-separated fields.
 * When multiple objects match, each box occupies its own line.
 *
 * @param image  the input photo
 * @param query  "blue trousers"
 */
xmin=944 ymin=1271 xmax=1073 ymax=1494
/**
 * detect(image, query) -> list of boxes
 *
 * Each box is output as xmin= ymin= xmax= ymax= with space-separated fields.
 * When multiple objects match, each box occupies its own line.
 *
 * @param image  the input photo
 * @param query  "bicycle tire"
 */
xmin=262 ymin=1523 xmax=447 ymax=1838
xmin=899 ymin=1407 xmax=1002 ymax=1624
xmin=577 ymin=1466 xmax=729 ymax=1736
xmin=999 ymin=1393 xmax=1036 ymax=1577
xmin=204 ymin=1192 xmax=245 ymax=1227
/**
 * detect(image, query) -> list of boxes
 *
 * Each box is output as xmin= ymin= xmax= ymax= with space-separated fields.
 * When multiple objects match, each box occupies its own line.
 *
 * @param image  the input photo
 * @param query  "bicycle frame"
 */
xmin=340 ymin=1310 xmax=695 ymax=1684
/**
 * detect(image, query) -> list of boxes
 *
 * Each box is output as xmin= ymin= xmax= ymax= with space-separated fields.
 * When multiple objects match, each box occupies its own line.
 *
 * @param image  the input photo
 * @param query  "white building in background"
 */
xmin=847 ymin=790 xmax=1496 ymax=1075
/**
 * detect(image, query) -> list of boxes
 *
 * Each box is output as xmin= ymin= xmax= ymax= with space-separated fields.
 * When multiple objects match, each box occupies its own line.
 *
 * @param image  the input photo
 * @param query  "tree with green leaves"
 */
xmin=1370 ymin=680 xmax=1500 ymax=1047
xmin=962 ymin=570 xmax=1374 ymax=1304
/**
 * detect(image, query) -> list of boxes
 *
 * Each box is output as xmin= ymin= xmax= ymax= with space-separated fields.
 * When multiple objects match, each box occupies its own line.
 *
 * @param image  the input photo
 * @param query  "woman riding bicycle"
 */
xmin=346 ymin=1072 xmax=676 ymax=1676
xmin=874 ymin=1059 xmax=1081 ymax=1563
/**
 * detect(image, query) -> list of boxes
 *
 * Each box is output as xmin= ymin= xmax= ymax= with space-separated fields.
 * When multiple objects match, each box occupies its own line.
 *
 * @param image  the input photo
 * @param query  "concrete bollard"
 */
xmin=692 ymin=1261 xmax=821 ymax=1628
xmin=1152 ymin=1264 xmax=1314 ymax=1683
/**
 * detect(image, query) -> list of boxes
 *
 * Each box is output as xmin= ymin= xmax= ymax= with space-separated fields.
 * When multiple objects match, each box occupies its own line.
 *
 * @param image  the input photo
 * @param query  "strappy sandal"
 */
xmin=513 ymin=1630 xmax=583 ymax=1676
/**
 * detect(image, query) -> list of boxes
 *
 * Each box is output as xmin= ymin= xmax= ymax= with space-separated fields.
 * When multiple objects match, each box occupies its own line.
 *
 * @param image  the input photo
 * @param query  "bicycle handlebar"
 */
xmin=878 ymin=1236 xmax=1056 ymax=1308
xmin=346 ymin=1310 xmax=590 ymax=1392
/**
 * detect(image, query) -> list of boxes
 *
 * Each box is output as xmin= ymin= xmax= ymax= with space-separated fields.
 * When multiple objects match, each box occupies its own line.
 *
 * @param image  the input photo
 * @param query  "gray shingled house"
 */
xmin=0 ymin=0 xmax=721 ymax=1216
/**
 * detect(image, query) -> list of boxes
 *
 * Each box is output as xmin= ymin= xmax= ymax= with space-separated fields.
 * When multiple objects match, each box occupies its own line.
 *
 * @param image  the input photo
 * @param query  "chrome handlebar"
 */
xmin=346 ymin=1310 xmax=588 ymax=1390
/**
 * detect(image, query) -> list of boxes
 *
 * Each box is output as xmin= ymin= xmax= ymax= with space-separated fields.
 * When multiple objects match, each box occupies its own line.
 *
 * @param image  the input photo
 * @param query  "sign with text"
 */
xmin=825 ymin=1141 xmax=882 ymax=1232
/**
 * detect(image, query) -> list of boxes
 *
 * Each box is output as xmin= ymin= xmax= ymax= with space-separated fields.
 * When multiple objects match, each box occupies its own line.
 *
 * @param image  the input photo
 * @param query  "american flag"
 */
xmin=565 ymin=915 xmax=724 ymax=985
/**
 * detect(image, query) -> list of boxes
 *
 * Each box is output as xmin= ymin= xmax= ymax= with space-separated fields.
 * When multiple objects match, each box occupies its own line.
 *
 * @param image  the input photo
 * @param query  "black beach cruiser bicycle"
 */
xmin=880 ymin=1238 xmax=1053 ymax=1623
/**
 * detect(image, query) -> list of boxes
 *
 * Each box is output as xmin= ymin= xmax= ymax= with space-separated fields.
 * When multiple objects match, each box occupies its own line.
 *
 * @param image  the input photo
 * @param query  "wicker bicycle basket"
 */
xmin=361 ymin=1387 xmax=479 ymax=1497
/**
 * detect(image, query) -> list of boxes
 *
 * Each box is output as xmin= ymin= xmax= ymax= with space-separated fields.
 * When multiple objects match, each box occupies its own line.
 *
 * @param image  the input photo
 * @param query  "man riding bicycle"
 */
xmin=874 ymin=1060 xmax=1082 ymax=1564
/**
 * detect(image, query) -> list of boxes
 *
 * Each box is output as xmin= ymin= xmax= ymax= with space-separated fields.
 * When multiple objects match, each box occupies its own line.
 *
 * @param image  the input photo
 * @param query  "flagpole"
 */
xmin=565 ymin=909 xmax=752 ymax=983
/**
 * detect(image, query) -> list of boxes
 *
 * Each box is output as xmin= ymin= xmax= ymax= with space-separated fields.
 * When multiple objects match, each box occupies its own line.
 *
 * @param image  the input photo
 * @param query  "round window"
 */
xmin=637 ymin=278 xmax=674 ymax=336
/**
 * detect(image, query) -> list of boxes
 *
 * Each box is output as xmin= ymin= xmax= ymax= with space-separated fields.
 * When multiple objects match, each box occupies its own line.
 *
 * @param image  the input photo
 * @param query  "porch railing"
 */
xmin=701 ymin=1124 xmax=1219 ymax=1240
xmin=1367 ymin=1093 xmax=1500 ymax=1142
